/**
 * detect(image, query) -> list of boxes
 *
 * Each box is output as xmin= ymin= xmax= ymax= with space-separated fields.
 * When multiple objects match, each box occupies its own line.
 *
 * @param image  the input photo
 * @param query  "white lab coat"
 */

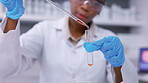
xmin=0 ymin=16 xmax=138 ymax=83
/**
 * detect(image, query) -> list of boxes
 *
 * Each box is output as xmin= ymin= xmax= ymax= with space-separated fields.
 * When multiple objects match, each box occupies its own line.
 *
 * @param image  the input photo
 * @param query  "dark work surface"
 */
xmin=140 ymin=80 xmax=148 ymax=83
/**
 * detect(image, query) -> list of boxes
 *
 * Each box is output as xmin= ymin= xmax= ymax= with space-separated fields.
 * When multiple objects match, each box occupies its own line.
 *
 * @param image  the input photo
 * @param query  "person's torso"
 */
xmin=37 ymin=18 xmax=115 ymax=83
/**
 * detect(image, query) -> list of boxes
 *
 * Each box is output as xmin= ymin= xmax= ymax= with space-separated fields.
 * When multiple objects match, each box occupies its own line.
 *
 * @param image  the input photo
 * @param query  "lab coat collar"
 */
xmin=52 ymin=16 xmax=70 ymax=41
xmin=53 ymin=16 xmax=97 ymax=47
xmin=53 ymin=16 xmax=68 ymax=30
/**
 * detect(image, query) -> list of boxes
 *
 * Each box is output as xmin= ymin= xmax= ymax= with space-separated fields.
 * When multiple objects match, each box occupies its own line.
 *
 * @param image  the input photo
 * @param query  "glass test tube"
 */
xmin=85 ymin=30 xmax=93 ymax=66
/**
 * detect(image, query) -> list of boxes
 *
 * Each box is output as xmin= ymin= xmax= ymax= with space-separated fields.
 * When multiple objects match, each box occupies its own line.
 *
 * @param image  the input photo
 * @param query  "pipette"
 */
xmin=45 ymin=0 xmax=89 ymax=29
xmin=45 ymin=0 xmax=93 ymax=66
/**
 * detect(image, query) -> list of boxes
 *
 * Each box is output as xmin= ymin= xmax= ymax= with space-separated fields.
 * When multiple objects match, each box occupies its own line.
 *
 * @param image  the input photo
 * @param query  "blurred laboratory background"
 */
xmin=0 ymin=0 xmax=148 ymax=83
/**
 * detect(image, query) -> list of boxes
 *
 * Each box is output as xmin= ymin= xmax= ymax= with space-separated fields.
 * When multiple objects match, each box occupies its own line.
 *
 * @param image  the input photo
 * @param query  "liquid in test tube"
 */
xmin=85 ymin=30 xmax=93 ymax=66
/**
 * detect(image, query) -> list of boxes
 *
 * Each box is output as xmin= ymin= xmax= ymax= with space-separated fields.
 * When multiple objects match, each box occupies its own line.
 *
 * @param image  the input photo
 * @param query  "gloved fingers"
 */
xmin=6 ymin=0 xmax=25 ymax=19
xmin=90 ymin=36 xmax=117 ymax=50
xmin=84 ymin=36 xmax=123 ymax=54
xmin=106 ymin=36 xmax=122 ymax=46
xmin=106 ymin=36 xmax=117 ymax=41
xmin=104 ymin=43 xmax=124 ymax=58
xmin=10 ymin=1 xmax=19 ymax=14
xmin=107 ymin=48 xmax=125 ymax=67
xmin=107 ymin=56 xmax=119 ymax=65
xmin=101 ymin=36 xmax=123 ymax=52
xmin=106 ymin=46 xmax=124 ymax=61
xmin=16 ymin=0 xmax=25 ymax=12
xmin=100 ymin=41 xmax=115 ymax=52
xmin=17 ymin=0 xmax=23 ymax=5
xmin=83 ymin=37 xmax=106 ymax=52
xmin=101 ymin=36 xmax=125 ymax=67
xmin=1 ymin=0 xmax=13 ymax=6
xmin=100 ymin=38 xmax=116 ymax=52
xmin=83 ymin=42 xmax=90 ymax=46
xmin=117 ymin=47 xmax=124 ymax=58
xmin=0 ymin=0 xmax=9 ymax=3
xmin=91 ymin=36 xmax=107 ymax=47
xmin=7 ymin=0 xmax=16 ymax=11
xmin=103 ymin=49 xmax=117 ymax=59
xmin=106 ymin=51 xmax=121 ymax=65
xmin=83 ymin=42 xmax=99 ymax=52
xmin=0 ymin=0 xmax=15 ymax=11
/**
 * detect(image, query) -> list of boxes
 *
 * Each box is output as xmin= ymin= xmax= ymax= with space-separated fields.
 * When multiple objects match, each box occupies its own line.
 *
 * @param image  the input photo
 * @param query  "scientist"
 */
xmin=0 ymin=0 xmax=138 ymax=83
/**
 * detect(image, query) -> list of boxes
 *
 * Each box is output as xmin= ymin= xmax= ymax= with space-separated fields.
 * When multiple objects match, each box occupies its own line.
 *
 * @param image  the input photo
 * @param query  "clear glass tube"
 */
xmin=85 ymin=30 xmax=93 ymax=66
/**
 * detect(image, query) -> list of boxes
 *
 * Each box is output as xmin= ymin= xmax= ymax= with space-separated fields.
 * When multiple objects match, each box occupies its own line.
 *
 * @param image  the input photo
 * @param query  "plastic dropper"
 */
xmin=45 ymin=0 xmax=93 ymax=66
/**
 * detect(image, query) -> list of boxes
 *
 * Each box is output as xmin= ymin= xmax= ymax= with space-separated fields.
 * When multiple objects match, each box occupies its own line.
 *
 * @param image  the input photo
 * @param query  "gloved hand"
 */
xmin=0 ymin=0 xmax=25 ymax=19
xmin=83 ymin=36 xmax=125 ymax=67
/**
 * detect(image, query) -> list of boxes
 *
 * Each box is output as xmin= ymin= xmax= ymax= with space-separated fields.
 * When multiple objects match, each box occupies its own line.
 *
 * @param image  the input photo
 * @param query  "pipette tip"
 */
xmin=77 ymin=19 xmax=89 ymax=29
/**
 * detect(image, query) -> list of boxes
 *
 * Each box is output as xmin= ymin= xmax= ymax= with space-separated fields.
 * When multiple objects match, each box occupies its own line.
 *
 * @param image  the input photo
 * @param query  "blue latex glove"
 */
xmin=83 ymin=36 xmax=125 ymax=67
xmin=0 ymin=0 xmax=25 ymax=19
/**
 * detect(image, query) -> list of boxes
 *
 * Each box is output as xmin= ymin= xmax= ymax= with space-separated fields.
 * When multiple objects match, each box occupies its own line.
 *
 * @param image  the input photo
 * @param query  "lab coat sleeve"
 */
xmin=121 ymin=57 xmax=139 ymax=83
xmin=0 ymin=17 xmax=44 ymax=78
